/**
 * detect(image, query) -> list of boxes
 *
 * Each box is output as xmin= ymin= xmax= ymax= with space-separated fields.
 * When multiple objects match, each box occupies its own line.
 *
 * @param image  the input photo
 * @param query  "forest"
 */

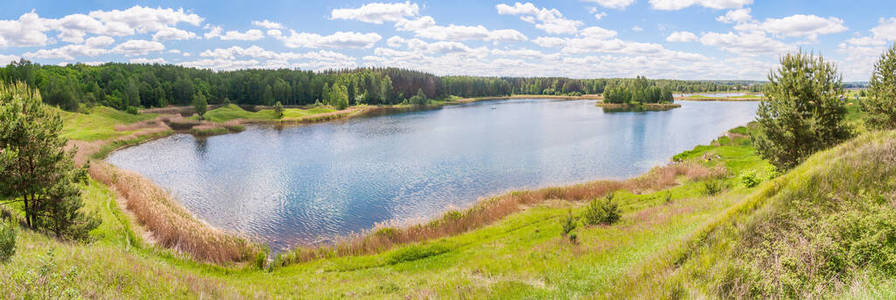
xmin=0 ymin=59 xmax=762 ymax=112
xmin=602 ymin=75 xmax=675 ymax=104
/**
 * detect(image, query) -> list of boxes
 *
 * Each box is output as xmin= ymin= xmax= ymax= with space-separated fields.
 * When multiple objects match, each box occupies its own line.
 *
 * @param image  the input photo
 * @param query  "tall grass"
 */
xmin=88 ymin=161 xmax=262 ymax=264
xmin=276 ymin=161 xmax=726 ymax=266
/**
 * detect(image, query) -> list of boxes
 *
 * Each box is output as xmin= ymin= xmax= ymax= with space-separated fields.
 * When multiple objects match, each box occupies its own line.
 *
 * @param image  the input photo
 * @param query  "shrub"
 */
xmin=125 ymin=106 xmax=139 ymax=114
xmin=862 ymin=44 xmax=896 ymax=129
xmin=752 ymin=51 xmax=851 ymax=170
xmin=274 ymin=101 xmax=284 ymax=119
xmin=0 ymin=221 xmax=15 ymax=262
xmin=704 ymin=180 xmax=724 ymax=196
xmin=254 ymin=249 xmax=268 ymax=270
xmin=741 ymin=171 xmax=761 ymax=188
xmin=568 ymin=233 xmax=578 ymax=244
xmin=664 ymin=191 xmax=673 ymax=204
xmin=582 ymin=194 xmax=621 ymax=226
xmin=561 ymin=211 xmax=577 ymax=236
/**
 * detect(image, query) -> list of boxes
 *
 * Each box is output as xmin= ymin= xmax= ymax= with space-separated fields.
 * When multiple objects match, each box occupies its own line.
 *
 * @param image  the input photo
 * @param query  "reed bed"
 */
xmin=276 ymin=161 xmax=726 ymax=266
xmin=88 ymin=160 xmax=261 ymax=264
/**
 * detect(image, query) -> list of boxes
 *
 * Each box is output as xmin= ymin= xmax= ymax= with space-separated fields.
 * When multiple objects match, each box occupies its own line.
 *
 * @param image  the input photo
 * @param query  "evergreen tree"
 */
xmin=0 ymin=82 xmax=98 ymax=239
xmin=862 ymin=44 xmax=896 ymax=129
xmin=263 ymin=85 xmax=274 ymax=106
xmin=752 ymin=51 xmax=851 ymax=170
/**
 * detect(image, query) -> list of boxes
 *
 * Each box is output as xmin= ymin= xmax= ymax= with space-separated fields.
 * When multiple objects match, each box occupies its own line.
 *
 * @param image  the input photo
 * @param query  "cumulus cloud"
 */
xmin=583 ymin=0 xmax=636 ymax=9
xmin=87 ymin=6 xmax=202 ymax=35
xmin=533 ymin=36 xmax=566 ymax=48
xmin=331 ymin=2 xmax=419 ymax=24
xmin=111 ymin=39 xmax=165 ymax=56
xmin=152 ymin=26 xmax=197 ymax=41
xmin=649 ymin=0 xmax=752 ymax=10
xmin=496 ymin=2 xmax=583 ymax=35
xmin=666 ymin=31 xmax=698 ymax=42
xmin=252 ymin=19 xmax=283 ymax=29
xmin=716 ymin=8 xmax=752 ymax=24
xmin=736 ymin=14 xmax=847 ymax=40
xmin=699 ymin=31 xmax=791 ymax=55
xmin=275 ymin=30 xmax=382 ymax=48
xmin=130 ymin=57 xmax=166 ymax=64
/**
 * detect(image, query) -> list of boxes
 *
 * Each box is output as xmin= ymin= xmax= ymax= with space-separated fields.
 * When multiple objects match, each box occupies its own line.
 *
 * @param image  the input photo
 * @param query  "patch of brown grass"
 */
xmin=276 ymin=161 xmax=725 ymax=266
xmin=88 ymin=160 xmax=261 ymax=264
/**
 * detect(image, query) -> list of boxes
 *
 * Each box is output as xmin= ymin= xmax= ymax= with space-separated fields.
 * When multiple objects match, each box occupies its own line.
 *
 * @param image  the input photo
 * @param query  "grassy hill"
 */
xmin=3 ymin=109 xmax=896 ymax=298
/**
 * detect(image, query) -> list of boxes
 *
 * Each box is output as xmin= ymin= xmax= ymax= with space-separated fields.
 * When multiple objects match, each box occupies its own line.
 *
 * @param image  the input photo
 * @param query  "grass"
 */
xmin=58 ymin=106 xmax=158 ymax=141
xmin=1 ymin=124 xmax=789 ymax=298
xmin=4 ymin=101 xmax=893 ymax=298
xmin=197 ymin=104 xmax=337 ymax=123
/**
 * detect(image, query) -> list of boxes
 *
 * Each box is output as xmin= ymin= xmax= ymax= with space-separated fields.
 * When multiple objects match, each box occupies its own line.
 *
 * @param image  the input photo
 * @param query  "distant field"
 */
xmin=58 ymin=106 xmax=157 ymax=141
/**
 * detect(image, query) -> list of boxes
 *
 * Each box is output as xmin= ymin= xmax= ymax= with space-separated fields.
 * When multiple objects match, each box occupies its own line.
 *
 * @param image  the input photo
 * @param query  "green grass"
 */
xmin=58 ymin=106 xmax=157 ymax=141
xmin=197 ymin=104 xmax=337 ymax=122
xmin=0 ymin=127 xmax=786 ymax=298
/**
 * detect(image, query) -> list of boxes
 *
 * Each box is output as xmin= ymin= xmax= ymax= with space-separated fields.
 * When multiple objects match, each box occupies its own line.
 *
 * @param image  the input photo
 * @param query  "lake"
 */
xmin=106 ymin=99 xmax=759 ymax=251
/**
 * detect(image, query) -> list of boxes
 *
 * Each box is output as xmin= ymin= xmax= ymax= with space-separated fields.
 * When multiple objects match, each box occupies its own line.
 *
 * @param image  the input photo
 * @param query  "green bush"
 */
xmin=561 ymin=211 xmax=578 ymax=236
xmin=582 ymin=194 xmax=621 ymax=226
xmin=125 ymin=106 xmax=139 ymax=115
xmin=0 ymin=221 xmax=15 ymax=262
xmin=704 ymin=180 xmax=724 ymax=196
xmin=568 ymin=233 xmax=578 ymax=244
xmin=254 ymin=250 xmax=268 ymax=270
xmin=741 ymin=171 xmax=761 ymax=188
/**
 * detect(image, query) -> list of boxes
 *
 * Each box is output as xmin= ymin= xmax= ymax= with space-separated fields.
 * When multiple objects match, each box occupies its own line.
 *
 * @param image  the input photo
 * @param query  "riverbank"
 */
xmin=675 ymin=94 xmax=762 ymax=101
xmin=5 ymin=121 xmax=787 ymax=298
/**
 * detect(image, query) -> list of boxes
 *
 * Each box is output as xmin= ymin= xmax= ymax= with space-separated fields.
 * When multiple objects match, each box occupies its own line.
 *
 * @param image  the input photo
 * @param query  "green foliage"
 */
xmin=273 ymin=101 xmax=284 ymax=119
xmin=582 ymin=194 xmax=621 ymax=226
xmin=703 ymin=180 xmax=723 ymax=195
xmin=0 ymin=221 xmax=15 ymax=262
xmin=752 ymin=51 xmax=851 ymax=170
xmin=0 ymin=82 xmax=99 ymax=240
xmin=386 ymin=243 xmax=449 ymax=265
xmin=408 ymin=88 xmax=428 ymax=105
xmin=560 ymin=210 xmax=578 ymax=236
xmin=603 ymin=76 xmax=674 ymax=104
xmin=740 ymin=171 xmax=761 ymax=188
xmin=192 ymin=93 xmax=207 ymax=120
xmin=862 ymin=44 xmax=896 ymax=129
xmin=124 ymin=106 xmax=139 ymax=115
xmin=254 ymin=250 xmax=268 ymax=270
xmin=568 ymin=232 xmax=578 ymax=244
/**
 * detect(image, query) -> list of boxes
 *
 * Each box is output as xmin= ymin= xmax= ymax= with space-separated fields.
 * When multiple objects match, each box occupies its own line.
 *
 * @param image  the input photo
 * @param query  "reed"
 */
xmin=275 ymin=161 xmax=725 ymax=266
xmin=88 ymin=161 xmax=261 ymax=264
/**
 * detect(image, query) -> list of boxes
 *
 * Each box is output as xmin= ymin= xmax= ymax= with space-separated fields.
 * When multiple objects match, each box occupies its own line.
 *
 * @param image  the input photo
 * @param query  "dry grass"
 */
xmin=88 ymin=160 xmax=261 ymax=264
xmin=276 ymin=161 xmax=725 ymax=265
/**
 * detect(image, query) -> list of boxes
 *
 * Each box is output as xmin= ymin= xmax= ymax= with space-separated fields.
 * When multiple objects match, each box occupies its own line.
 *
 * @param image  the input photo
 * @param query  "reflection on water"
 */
xmin=106 ymin=99 xmax=758 ymax=251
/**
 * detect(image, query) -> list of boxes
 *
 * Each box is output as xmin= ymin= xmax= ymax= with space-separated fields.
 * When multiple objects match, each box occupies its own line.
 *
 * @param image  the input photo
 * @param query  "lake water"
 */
xmin=106 ymin=99 xmax=759 ymax=251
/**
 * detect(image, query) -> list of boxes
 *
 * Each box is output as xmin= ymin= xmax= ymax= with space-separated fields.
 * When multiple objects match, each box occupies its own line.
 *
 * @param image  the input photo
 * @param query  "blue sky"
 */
xmin=0 ymin=1 xmax=893 ymax=81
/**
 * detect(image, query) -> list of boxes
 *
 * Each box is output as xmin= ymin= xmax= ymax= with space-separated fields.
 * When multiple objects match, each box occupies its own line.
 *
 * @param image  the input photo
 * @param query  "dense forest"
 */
xmin=0 ymin=59 xmax=763 ymax=112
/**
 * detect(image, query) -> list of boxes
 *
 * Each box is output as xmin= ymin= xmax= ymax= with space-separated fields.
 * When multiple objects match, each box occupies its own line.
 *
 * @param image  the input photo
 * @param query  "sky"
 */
xmin=0 ymin=1 xmax=893 ymax=81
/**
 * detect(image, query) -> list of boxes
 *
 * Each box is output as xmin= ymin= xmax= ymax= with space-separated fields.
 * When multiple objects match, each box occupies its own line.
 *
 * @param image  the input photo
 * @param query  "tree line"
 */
xmin=0 ymin=59 xmax=763 ymax=112
xmin=602 ymin=76 xmax=675 ymax=104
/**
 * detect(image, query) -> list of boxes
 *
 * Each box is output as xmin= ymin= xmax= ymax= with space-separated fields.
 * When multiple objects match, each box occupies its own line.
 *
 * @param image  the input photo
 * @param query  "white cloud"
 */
xmin=649 ymin=0 xmax=752 ymax=10
xmin=700 ymin=31 xmax=791 ymax=55
xmin=716 ymin=8 xmax=751 ymax=24
xmin=0 ymin=54 xmax=20 ymax=65
xmin=583 ymin=0 xmax=636 ymax=9
xmin=871 ymin=17 xmax=896 ymax=40
xmin=276 ymin=30 xmax=382 ymax=48
xmin=533 ymin=36 xmax=566 ymax=48
xmin=331 ymin=2 xmax=419 ymax=24
xmin=736 ymin=14 xmax=847 ymax=40
xmin=404 ymin=23 xmax=527 ymax=42
xmin=496 ymin=2 xmax=583 ymax=35
xmin=130 ymin=57 xmax=166 ymax=64
xmin=205 ymin=27 xmax=265 ymax=41
xmin=152 ymin=26 xmax=196 ymax=41
xmin=85 ymin=36 xmax=115 ymax=47
xmin=252 ymin=19 xmax=283 ymax=30
xmin=24 ymin=43 xmax=109 ymax=60
xmin=111 ymin=39 xmax=165 ymax=56
xmin=87 ymin=6 xmax=203 ymax=35
xmin=632 ymin=26 xmax=644 ymax=32
xmin=0 ymin=11 xmax=54 ymax=47
xmin=666 ymin=31 xmax=697 ymax=42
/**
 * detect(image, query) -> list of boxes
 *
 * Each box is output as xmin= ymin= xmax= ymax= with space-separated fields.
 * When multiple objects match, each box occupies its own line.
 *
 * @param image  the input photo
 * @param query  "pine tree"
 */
xmin=862 ymin=44 xmax=896 ymax=129
xmin=752 ymin=51 xmax=851 ymax=170
xmin=0 ymin=82 xmax=98 ymax=239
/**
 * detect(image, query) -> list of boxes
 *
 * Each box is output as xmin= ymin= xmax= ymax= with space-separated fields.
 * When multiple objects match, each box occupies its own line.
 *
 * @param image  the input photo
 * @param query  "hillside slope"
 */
xmin=614 ymin=130 xmax=896 ymax=299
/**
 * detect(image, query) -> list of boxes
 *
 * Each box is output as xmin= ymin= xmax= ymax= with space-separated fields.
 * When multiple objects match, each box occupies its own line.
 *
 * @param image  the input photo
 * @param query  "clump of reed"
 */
xmin=88 ymin=160 xmax=262 ymax=264
xmin=275 ymin=161 xmax=726 ymax=266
